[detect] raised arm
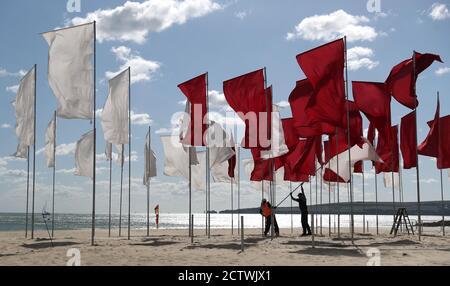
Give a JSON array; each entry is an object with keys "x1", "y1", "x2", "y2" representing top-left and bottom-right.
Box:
[{"x1": 291, "y1": 193, "x2": 299, "y2": 202}]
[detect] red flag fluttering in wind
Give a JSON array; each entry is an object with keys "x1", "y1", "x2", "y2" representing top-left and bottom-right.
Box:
[
  {"x1": 400, "y1": 111, "x2": 417, "y2": 169},
  {"x1": 375, "y1": 125, "x2": 399, "y2": 174},
  {"x1": 288, "y1": 79, "x2": 336, "y2": 137},
  {"x1": 223, "y1": 69, "x2": 271, "y2": 149},
  {"x1": 437, "y1": 116, "x2": 450, "y2": 169},
  {"x1": 386, "y1": 52, "x2": 442, "y2": 109},
  {"x1": 178, "y1": 73, "x2": 207, "y2": 146},
  {"x1": 295, "y1": 38, "x2": 346, "y2": 130},
  {"x1": 249, "y1": 148, "x2": 273, "y2": 181},
  {"x1": 322, "y1": 140, "x2": 346, "y2": 183},
  {"x1": 418, "y1": 98, "x2": 440, "y2": 158},
  {"x1": 227, "y1": 147, "x2": 236, "y2": 178}
]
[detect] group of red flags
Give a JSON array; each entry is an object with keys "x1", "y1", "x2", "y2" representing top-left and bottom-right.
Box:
[{"x1": 177, "y1": 37, "x2": 445, "y2": 186}]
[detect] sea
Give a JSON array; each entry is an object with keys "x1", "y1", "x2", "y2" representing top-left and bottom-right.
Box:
[{"x1": 0, "y1": 213, "x2": 447, "y2": 232}]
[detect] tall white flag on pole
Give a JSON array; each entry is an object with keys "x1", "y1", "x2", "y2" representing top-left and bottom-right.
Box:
[
  {"x1": 143, "y1": 130, "x2": 157, "y2": 185},
  {"x1": 260, "y1": 104, "x2": 289, "y2": 159},
  {"x1": 74, "y1": 130, "x2": 94, "y2": 178},
  {"x1": 13, "y1": 66, "x2": 35, "y2": 158},
  {"x1": 101, "y1": 69, "x2": 130, "y2": 145},
  {"x1": 160, "y1": 135, "x2": 198, "y2": 178},
  {"x1": 44, "y1": 116, "x2": 56, "y2": 167},
  {"x1": 384, "y1": 172, "x2": 400, "y2": 189},
  {"x1": 42, "y1": 23, "x2": 94, "y2": 119}
]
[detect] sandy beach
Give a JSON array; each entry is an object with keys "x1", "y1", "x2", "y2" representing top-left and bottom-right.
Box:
[{"x1": 0, "y1": 227, "x2": 449, "y2": 266}]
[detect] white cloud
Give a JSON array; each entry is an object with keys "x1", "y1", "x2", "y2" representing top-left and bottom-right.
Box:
[
  {"x1": 36, "y1": 142, "x2": 77, "y2": 156},
  {"x1": 275, "y1": 100, "x2": 290, "y2": 109},
  {"x1": 209, "y1": 90, "x2": 227, "y2": 109},
  {"x1": 435, "y1": 67, "x2": 450, "y2": 76},
  {"x1": 0, "y1": 67, "x2": 26, "y2": 78},
  {"x1": 155, "y1": 127, "x2": 173, "y2": 134},
  {"x1": 429, "y1": 3, "x2": 450, "y2": 20},
  {"x1": 1, "y1": 123, "x2": 11, "y2": 129},
  {"x1": 71, "y1": 0, "x2": 222, "y2": 44},
  {"x1": 6, "y1": 85, "x2": 19, "y2": 93},
  {"x1": 235, "y1": 10, "x2": 249, "y2": 20},
  {"x1": 286, "y1": 10, "x2": 378, "y2": 42},
  {"x1": 131, "y1": 111, "x2": 153, "y2": 125},
  {"x1": 347, "y1": 46, "x2": 379, "y2": 71},
  {"x1": 96, "y1": 108, "x2": 152, "y2": 126},
  {"x1": 106, "y1": 46, "x2": 160, "y2": 84}
]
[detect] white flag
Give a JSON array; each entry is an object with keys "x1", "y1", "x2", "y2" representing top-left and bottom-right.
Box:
[
  {"x1": 43, "y1": 23, "x2": 94, "y2": 119},
  {"x1": 327, "y1": 138, "x2": 382, "y2": 183},
  {"x1": 105, "y1": 142, "x2": 112, "y2": 161},
  {"x1": 115, "y1": 144, "x2": 124, "y2": 166},
  {"x1": 101, "y1": 69, "x2": 129, "y2": 145},
  {"x1": 206, "y1": 121, "x2": 235, "y2": 167},
  {"x1": 74, "y1": 130, "x2": 94, "y2": 178},
  {"x1": 211, "y1": 160, "x2": 232, "y2": 183},
  {"x1": 13, "y1": 66, "x2": 35, "y2": 159},
  {"x1": 143, "y1": 131, "x2": 157, "y2": 185},
  {"x1": 260, "y1": 105, "x2": 289, "y2": 159},
  {"x1": 191, "y1": 151, "x2": 206, "y2": 191},
  {"x1": 160, "y1": 135, "x2": 198, "y2": 178},
  {"x1": 44, "y1": 116, "x2": 56, "y2": 167},
  {"x1": 383, "y1": 172, "x2": 399, "y2": 189}
]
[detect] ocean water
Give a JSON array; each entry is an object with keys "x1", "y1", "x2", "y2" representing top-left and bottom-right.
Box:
[{"x1": 0, "y1": 213, "x2": 447, "y2": 232}]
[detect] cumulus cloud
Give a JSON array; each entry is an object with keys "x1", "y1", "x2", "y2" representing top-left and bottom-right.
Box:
[
  {"x1": 347, "y1": 46, "x2": 379, "y2": 71},
  {"x1": 1, "y1": 123, "x2": 11, "y2": 129},
  {"x1": 275, "y1": 101, "x2": 290, "y2": 109},
  {"x1": 105, "y1": 46, "x2": 160, "y2": 84},
  {"x1": 0, "y1": 67, "x2": 26, "y2": 78},
  {"x1": 435, "y1": 67, "x2": 450, "y2": 76},
  {"x1": 96, "y1": 108, "x2": 153, "y2": 126},
  {"x1": 6, "y1": 85, "x2": 19, "y2": 93},
  {"x1": 36, "y1": 142, "x2": 77, "y2": 156},
  {"x1": 235, "y1": 10, "x2": 249, "y2": 20},
  {"x1": 429, "y1": 3, "x2": 450, "y2": 20},
  {"x1": 70, "y1": 0, "x2": 222, "y2": 44},
  {"x1": 286, "y1": 10, "x2": 378, "y2": 42}
]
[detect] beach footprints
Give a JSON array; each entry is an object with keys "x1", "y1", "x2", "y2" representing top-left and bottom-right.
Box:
[
  {"x1": 366, "y1": 248, "x2": 381, "y2": 266},
  {"x1": 66, "y1": 248, "x2": 81, "y2": 266}
]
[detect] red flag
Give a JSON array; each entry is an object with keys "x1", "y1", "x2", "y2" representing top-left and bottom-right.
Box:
[
  {"x1": 418, "y1": 98, "x2": 440, "y2": 158},
  {"x1": 288, "y1": 79, "x2": 336, "y2": 137},
  {"x1": 400, "y1": 111, "x2": 417, "y2": 169},
  {"x1": 375, "y1": 125, "x2": 399, "y2": 174},
  {"x1": 386, "y1": 52, "x2": 442, "y2": 109},
  {"x1": 178, "y1": 73, "x2": 207, "y2": 146},
  {"x1": 227, "y1": 146, "x2": 236, "y2": 178},
  {"x1": 438, "y1": 115, "x2": 450, "y2": 169},
  {"x1": 250, "y1": 148, "x2": 273, "y2": 181},
  {"x1": 354, "y1": 161, "x2": 363, "y2": 173},
  {"x1": 323, "y1": 168, "x2": 346, "y2": 183},
  {"x1": 296, "y1": 39, "x2": 346, "y2": 128},
  {"x1": 223, "y1": 69, "x2": 271, "y2": 149}
]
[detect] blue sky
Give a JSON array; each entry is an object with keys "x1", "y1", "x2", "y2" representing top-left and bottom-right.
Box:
[{"x1": 1, "y1": 0, "x2": 450, "y2": 214}]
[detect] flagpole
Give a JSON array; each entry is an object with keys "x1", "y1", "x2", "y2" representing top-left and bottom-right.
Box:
[
  {"x1": 188, "y1": 145, "x2": 192, "y2": 237},
  {"x1": 437, "y1": 91, "x2": 445, "y2": 236},
  {"x1": 147, "y1": 125, "x2": 151, "y2": 237},
  {"x1": 362, "y1": 168, "x2": 365, "y2": 234},
  {"x1": 261, "y1": 182, "x2": 264, "y2": 236},
  {"x1": 127, "y1": 66, "x2": 131, "y2": 241},
  {"x1": 327, "y1": 141, "x2": 331, "y2": 236},
  {"x1": 320, "y1": 161, "x2": 323, "y2": 236},
  {"x1": 315, "y1": 170, "x2": 318, "y2": 235},
  {"x1": 290, "y1": 182, "x2": 293, "y2": 235},
  {"x1": 412, "y1": 51, "x2": 422, "y2": 240},
  {"x1": 108, "y1": 146, "x2": 112, "y2": 237},
  {"x1": 336, "y1": 128, "x2": 341, "y2": 238},
  {"x1": 235, "y1": 116, "x2": 240, "y2": 235},
  {"x1": 344, "y1": 36, "x2": 354, "y2": 242},
  {"x1": 51, "y1": 111, "x2": 56, "y2": 238},
  {"x1": 206, "y1": 72, "x2": 211, "y2": 239},
  {"x1": 231, "y1": 177, "x2": 234, "y2": 235},
  {"x1": 25, "y1": 146, "x2": 30, "y2": 238},
  {"x1": 31, "y1": 64, "x2": 37, "y2": 240},
  {"x1": 375, "y1": 170, "x2": 379, "y2": 235},
  {"x1": 119, "y1": 145, "x2": 124, "y2": 237},
  {"x1": 90, "y1": 21, "x2": 97, "y2": 246}
]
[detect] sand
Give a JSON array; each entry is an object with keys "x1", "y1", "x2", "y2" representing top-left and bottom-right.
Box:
[{"x1": 0, "y1": 227, "x2": 449, "y2": 266}]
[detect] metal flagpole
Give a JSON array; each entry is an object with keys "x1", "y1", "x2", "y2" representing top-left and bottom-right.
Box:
[
  {"x1": 235, "y1": 115, "x2": 240, "y2": 235},
  {"x1": 231, "y1": 177, "x2": 234, "y2": 235},
  {"x1": 437, "y1": 92, "x2": 445, "y2": 236},
  {"x1": 362, "y1": 169, "x2": 365, "y2": 234},
  {"x1": 31, "y1": 64, "x2": 37, "y2": 240},
  {"x1": 344, "y1": 36, "x2": 354, "y2": 242},
  {"x1": 290, "y1": 182, "x2": 293, "y2": 235},
  {"x1": 315, "y1": 170, "x2": 318, "y2": 235},
  {"x1": 412, "y1": 51, "x2": 422, "y2": 240},
  {"x1": 189, "y1": 145, "x2": 192, "y2": 237},
  {"x1": 127, "y1": 67, "x2": 132, "y2": 240},
  {"x1": 327, "y1": 138, "x2": 331, "y2": 236},
  {"x1": 51, "y1": 111, "x2": 56, "y2": 237},
  {"x1": 119, "y1": 145, "x2": 124, "y2": 237},
  {"x1": 261, "y1": 182, "x2": 264, "y2": 236},
  {"x1": 206, "y1": 72, "x2": 211, "y2": 239},
  {"x1": 108, "y1": 146, "x2": 112, "y2": 237},
  {"x1": 336, "y1": 128, "x2": 341, "y2": 238},
  {"x1": 320, "y1": 161, "x2": 323, "y2": 236},
  {"x1": 375, "y1": 170, "x2": 379, "y2": 235},
  {"x1": 90, "y1": 22, "x2": 97, "y2": 246},
  {"x1": 147, "y1": 126, "x2": 151, "y2": 237},
  {"x1": 25, "y1": 146, "x2": 30, "y2": 238}
]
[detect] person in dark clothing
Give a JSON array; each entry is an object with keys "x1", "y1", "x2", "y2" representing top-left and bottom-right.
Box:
[
  {"x1": 291, "y1": 186, "x2": 311, "y2": 236},
  {"x1": 259, "y1": 199, "x2": 279, "y2": 237}
]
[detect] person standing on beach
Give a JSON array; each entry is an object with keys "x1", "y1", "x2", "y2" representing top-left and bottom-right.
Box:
[
  {"x1": 291, "y1": 186, "x2": 311, "y2": 236},
  {"x1": 259, "y1": 199, "x2": 279, "y2": 237}
]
